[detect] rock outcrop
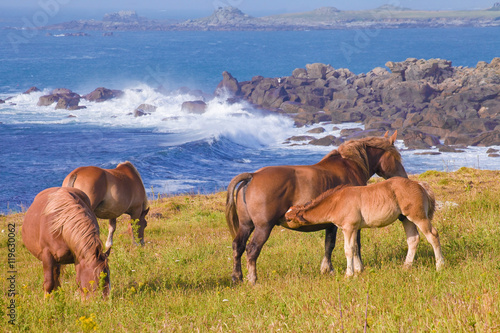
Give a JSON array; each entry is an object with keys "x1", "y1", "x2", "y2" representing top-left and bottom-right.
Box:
[
  {"x1": 37, "y1": 88, "x2": 84, "y2": 110},
  {"x1": 84, "y1": 87, "x2": 123, "y2": 102},
  {"x1": 217, "y1": 58, "x2": 500, "y2": 147}
]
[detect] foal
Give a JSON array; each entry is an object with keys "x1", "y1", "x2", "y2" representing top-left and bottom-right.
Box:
[{"x1": 285, "y1": 177, "x2": 444, "y2": 276}]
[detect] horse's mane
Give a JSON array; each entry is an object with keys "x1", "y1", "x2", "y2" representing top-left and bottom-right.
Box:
[
  {"x1": 320, "y1": 136, "x2": 402, "y2": 179},
  {"x1": 117, "y1": 161, "x2": 149, "y2": 210},
  {"x1": 43, "y1": 189, "x2": 104, "y2": 259}
]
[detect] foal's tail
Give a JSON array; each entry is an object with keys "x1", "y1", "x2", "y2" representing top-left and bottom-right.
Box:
[
  {"x1": 418, "y1": 181, "x2": 436, "y2": 220},
  {"x1": 225, "y1": 173, "x2": 253, "y2": 239}
]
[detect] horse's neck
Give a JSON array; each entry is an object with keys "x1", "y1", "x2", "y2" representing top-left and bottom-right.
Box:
[{"x1": 317, "y1": 155, "x2": 371, "y2": 184}]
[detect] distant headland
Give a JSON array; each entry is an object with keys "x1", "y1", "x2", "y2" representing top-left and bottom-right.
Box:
[{"x1": 12, "y1": 4, "x2": 500, "y2": 31}]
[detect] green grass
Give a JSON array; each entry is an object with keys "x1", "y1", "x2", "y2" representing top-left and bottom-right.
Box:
[{"x1": 1, "y1": 168, "x2": 500, "y2": 332}]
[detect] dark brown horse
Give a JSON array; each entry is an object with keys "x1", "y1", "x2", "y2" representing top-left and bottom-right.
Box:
[
  {"x1": 62, "y1": 161, "x2": 149, "y2": 248},
  {"x1": 226, "y1": 132, "x2": 410, "y2": 284},
  {"x1": 285, "y1": 177, "x2": 444, "y2": 276},
  {"x1": 22, "y1": 187, "x2": 111, "y2": 297}
]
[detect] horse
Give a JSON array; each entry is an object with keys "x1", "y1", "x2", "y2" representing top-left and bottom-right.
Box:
[
  {"x1": 62, "y1": 161, "x2": 149, "y2": 248},
  {"x1": 226, "y1": 131, "x2": 411, "y2": 284},
  {"x1": 285, "y1": 177, "x2": 445, "y2": 276},
  {"x1": 22, "y1": 187, "x2": 111, "y2": 297}
]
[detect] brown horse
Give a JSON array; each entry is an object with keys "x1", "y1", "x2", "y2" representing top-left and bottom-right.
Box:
[
  {"x1": 62, "y1": 161, "x2": 149, "y2": 248},
  {"x1": 22, "y1": 187, "x2": 111, "y2": 297},
  {"x1": 226, "y1": 131, "x2": 410, "y2": 284},
  {"x1": 285, "y1": 177, "x2": 445, "y2": 276}
]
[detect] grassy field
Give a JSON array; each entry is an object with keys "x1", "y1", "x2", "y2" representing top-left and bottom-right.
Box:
[{"x1": 1, "y1": 167, "x2": 499, "y2": 332}]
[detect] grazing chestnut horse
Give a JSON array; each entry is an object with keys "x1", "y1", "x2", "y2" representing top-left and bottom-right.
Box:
[
  {"x1": 285, "y1": 177, "x2": 445, "y2": 276},
  {"x1": 22, "y1": 187, "x2": 111, "y2": 297},
  {"x1": 226, "y1": 132, "x2": 410, "y2": 284},
  {"x1": 62, "y1": 161, "x2": 149, "y2": 248}
]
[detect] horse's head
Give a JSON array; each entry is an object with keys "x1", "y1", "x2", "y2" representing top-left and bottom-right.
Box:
[
  {"x1": 370, "y1": 131, "x2": 408, "y2": 179},
  {"x1": 285, "y1": 206, "x2": 309, "y2": 225},
  {"x1": 76, "y1": 247, "x2": 111, "y2": 298}
]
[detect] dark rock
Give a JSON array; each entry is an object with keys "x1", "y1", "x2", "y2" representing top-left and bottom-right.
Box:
[
  {"x1": 401, "y1": 128, "x2": 440, "y2": 149},
  {"x1": 486, "y1": 148, "x2": 499, "y2": 153},
  {"x1": 286, "y1": 135, "x2": 316, "y2": 142},
  {"x1": 339, "y1": 128, "x2": 364, "y2": 137},
  {"x1": 215, "y1": 71, "x2": 240, "y2": 96},
  {"x1": 307, "y1": 127, "x2": 326, "y2": 134},
  {"x1": 414, "y1": 152, "x2": 441, "y2": 155},
  {"x1": 37, "y1": 88, "x2": 81, "y2": 109},
  {"x1": 0, "y1": 99, "x2": 4, "y2": 104},
  {"x1": 437, "y1": 145, "x2": 465, "y2": 153},
  {"x1": 309, "y1": 135, "x2": 343, "y2": 146},
  {"x1": 55, "y1": 96, "x2": 80, "y2": 110},
  {"x1": 134, "y1": 103, "x2": 157, "y2": 117},
  {"x1": 292, "y1": 68, "x2": 307, "y2": 78},
  {"x1": 488, "y1": 153, "x2": 500, "y2": 157},
  {"x1": 181, "y1": 100, "x2": 207, "y2": 114},
  {"x1": 84, "y1": 87, "x2": 123, "y2": 102},
  {"x1": 23, "y1": 87, "x2": 40, "y2": 94}
]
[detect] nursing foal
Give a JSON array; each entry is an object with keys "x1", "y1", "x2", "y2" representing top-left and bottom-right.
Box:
[{"x1": 285, "y1": 177, "x2": 445, "y2": 276}]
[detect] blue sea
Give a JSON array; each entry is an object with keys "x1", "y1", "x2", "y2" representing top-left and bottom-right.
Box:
[{"x1": 1, "y1": 27, "x2": 500, "y2": 213}]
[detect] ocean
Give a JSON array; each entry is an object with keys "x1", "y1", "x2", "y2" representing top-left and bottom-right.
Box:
[{"x1": 1, "y1": 27, "x2": 499, "y2": 213}]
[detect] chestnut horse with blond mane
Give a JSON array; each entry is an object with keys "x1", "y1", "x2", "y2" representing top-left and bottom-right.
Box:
[
  {"x1": 285, "y1": 177, "x2": 445, "y2": 276},
  {"x1": 22, "y1": 187, "x2": 111, "y2": 297},
  {"x1": 62, "y1": 161, "x2": 149, "y2": 248},
  {"x1": 226, "y1": 132, "x2": 411, "y2": 284}
]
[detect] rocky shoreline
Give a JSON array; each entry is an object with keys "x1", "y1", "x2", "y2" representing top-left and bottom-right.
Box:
[
  {"x1": 215, "y1": 58, "x2": 500, "y2": 151},
  {"x1": 2, "y1": 58, "x2": 499, "y2": 155}
]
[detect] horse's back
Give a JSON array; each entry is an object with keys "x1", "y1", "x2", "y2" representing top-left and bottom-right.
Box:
[{"x1": 22, "y1": 187, "x2": 89, "y2": 262}]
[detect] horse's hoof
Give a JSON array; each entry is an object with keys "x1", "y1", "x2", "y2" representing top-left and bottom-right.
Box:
[{"x1": 231, "y1": 275, "x2": 243, "y2": 284}]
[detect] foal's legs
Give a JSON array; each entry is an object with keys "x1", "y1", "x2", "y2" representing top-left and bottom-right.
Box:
[
  {"x1": 321, "y1": 227, "x2": 362, "y2": 274},
  {"x1": 246, "y1": 224, "x2": 274, "y2": 285},
  {"x1": 342, "y1": 228, "x2": 359, "y2": 277},
  {"x1": 42, "y1": 249, "x2": 60, "y2": 295},
  {"x1": 412, "y1": 218, "x2": 445, "y2": 271},
  {"x1": 401, "y1": 218, "x2": 420, "y2": 268},
  {"x1": 106, "y1": 218, "x2": 117, "y2": 249}
]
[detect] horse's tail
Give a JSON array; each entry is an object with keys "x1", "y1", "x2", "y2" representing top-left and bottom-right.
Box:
[
  {"x1": 225, "y1": 172, "x2": 253, "y2": 239},
  {"x1": 63, "y1": 171, "x2": 78, "y2": 187},
  {"x1": 418, "y1": 181, "x2": 436, "y2": 220}
]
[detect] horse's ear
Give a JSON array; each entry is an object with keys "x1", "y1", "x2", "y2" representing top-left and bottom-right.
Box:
[
  {"x1": 142, "y1": 207, "x2": 150, "y2": 217},
  {"x1": 389, "y1": 130, "x2": 398, "y2": 144},
  {"x1": 384, "y1": 131, "x2": 389, "y2": 138}
]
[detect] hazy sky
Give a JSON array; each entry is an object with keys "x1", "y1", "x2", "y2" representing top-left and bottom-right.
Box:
[{"x1": 1, "y1": 0, "x2": 497, "y2": 19}]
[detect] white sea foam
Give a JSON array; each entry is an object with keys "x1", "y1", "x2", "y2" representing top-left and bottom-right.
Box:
[{"x1": 1, "y1": 84, "x2": 499, "y2": 173}]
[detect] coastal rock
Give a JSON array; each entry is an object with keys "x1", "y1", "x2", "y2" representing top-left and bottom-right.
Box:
[
  {"x1": 134, "y1": 103, "x2": 157, "y2": 117},
  {"x1": 309, "y1": 135, "x2": 343, "y2": 146},
  {"x1": 181, "y1": 100, "x2": 207, "y2": 114},
  {"x1": 23, "y1": 87, "x2": 40, "y2": 94},
  {"x1": 215, "y1": 57, "x2": 500, "y2": 148},
  {"x1": 215, "y1": 71, "x2": 240, "y2": 96},
  {"x1": 84, "y1": 87, "x2": 123, "y2": 102},
  {"x1": 37, "y1": 88, "x2": 82, "y2": 110}
]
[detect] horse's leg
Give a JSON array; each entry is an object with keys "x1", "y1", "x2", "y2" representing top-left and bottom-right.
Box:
[
  {"x1": 41, "y1": 249, "x2": 57, "y2": 295},
  {"x1": 354, "y1": 229, "x2": 363, "y2": 273},
  {"x1": 320, "y1": 225, "x2": 337, "y2": 274},
  {"x1": 401, "y1": 218, "x2": 420, "y2": 269},
  {"x1": 412, "y1": 218, "x2": 445, "y2": 271},
  {"x1": 246, "y1": 224, "x2": 274, "y2": 285},
  {"x1": 232, "y1": 224, "x2": 253, "y2": 283},
  {"x1": 342, "y1": 228, "x2": 357, "y2": 277},
  {"x1": 106, "y1": 218, "x2": 117, "y2": 249}
]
